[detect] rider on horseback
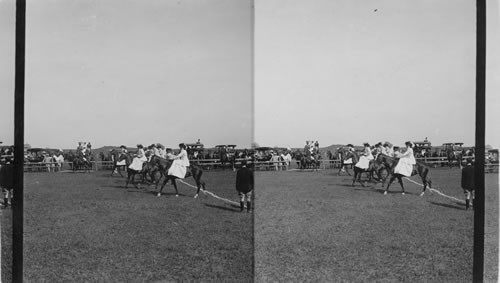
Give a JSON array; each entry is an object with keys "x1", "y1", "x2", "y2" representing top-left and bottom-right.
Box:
[
  {"x1": 382, "y1": 142, "x2": 394, "y2": 157},
  {"x1": 393, "y1": 141, "x2": 416, "y2": 176},
  {"x1": 129, "y1": 144, "x2": 147, "y2": 171},
  {"x1": 355, "y1": 143, "x2": 373, "y2": 169},
  {"x1": 156, "y1": 143, "x2": 166, "y2": 158},
  {"x1": 167, "y1": 143, "x2": 190, "y2": 179},
  {"x1": 115, "y1": 145, "x2": 128, "y2": 165},
  {"x1": 373, "y1": 142, "x2": 383, "y2": 158}
]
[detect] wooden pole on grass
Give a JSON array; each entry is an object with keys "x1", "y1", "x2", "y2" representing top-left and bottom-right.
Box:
[
  {"x1": 13, "y1": 0, "x2": 26, "y2": 281},
  {"x1": 473, "y1": 0, "x2": 486, "y2": 281}
]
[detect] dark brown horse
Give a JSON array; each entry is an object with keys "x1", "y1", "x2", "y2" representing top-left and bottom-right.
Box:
[
  {"x1": 148, "y1": 155, "x2": 206, "y2": 198},
  {"x1": 336, "y1": 147, "x2": 353, "y2": 176},
  {"x1": 376, "y1": 154, "x2": 432, "y2": 196},
  {"x1": 344, "y1": 151, "x2": 381, "y2": 186},
  {"x1": 220, "y1": 151, "x2": 236, "y2": 171},
  {"x1": 124, "y1": 153, "x2": 150, "y2": 189},
  {"x1": 110, "y1": 150, "x2": 129, "y2": 177},
  {"x1": 296, "y1": 151, "x2": 320, "y2": 170},
  {"x1": 446, "y1": 147, "x2": 463, "y2": 169},
  {"x1": 72, "y1": 154, "x2": 92, "y2": 173}
]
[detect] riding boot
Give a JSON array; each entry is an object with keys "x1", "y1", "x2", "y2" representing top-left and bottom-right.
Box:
[
  {"x1": 246, "y1": 201, "x2": 251, "y2": 213},
  {"x1": 465, "y1": 199, "x2": 470, "y2": 210},
  {"x1": 240, "y1": 201, "x2": 244, "y2": 212}
]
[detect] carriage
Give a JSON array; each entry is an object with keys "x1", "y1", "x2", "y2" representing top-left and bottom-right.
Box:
[
  {"x1": 185, "y1": 143, "x2": 204, "y2": 160},
  {"x1": 412, "y1": 141, "x2": 432, "y2": 158},
  {"x1": 253, "y1": 147, "x2": 273, "y2": 162},
  {"x1": 213, "y1": 145, "x2": 236, "y2": 159},
  {"x1": 25, "y1": 148, "x2": 58, "y2": 163},
  {"x1": 442, "y1": 142, "x2": 464, "y2": 153}
]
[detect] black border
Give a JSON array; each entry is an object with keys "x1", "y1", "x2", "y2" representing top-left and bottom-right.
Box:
[
  {"x1": 13, "y1": 0, "x2": 25, "y2": 281},
  {"x1": 473, "y1": 0, "x2": 486, "y2": 282}
]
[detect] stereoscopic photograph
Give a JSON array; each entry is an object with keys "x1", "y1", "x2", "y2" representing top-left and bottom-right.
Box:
[
  {"x1": 254, "y1": 0, "x2": 498, "y2": 282},
  {"x1": 1, "y1": 0, "x2": 499, "y2": 282},
  {"x1": 2, "y1": 0, "x2": 253, "y2": 281}
]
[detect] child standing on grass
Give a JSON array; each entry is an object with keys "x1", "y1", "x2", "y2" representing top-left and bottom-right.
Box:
[
  {"x1": 461, "y1": 158, "x2": 475, "y2": 210},
  {"x1": 236, "y1": 160, "x2": 253, "y2": 213}
]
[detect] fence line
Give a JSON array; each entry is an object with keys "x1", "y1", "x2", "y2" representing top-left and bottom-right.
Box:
[{"x1": 21, "y1": 158, "x2": 498, "y2": 173}]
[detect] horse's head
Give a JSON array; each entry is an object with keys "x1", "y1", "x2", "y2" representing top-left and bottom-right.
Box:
[{"x1": 344, "y1": 150, "x2": 355, "y2": 160}]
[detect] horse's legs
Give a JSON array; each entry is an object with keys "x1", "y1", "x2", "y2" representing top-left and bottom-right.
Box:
[
  {"x1": 337, "y1": 164, "x2": 343, "y2": 176},
  {"x1": 351, "y1": 171, "x2": 357, "y2": 186},
  {"x1": 384, "y1": 175, "x2": 397, "y2": 195},
  {"x1": 125, "y1": 170, "x2": 131, "y2": 188}
]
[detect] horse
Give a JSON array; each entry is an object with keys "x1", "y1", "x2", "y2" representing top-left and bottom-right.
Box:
[
  {"x1": 294, "y1": 151, "x2": 320, "y2": 170},
  {"x1": 148, "y1": 155, "x2": 206, "y2": 198},
  {"x1": 124, "y1": 153, "x2": 151, "y2": 189},
  {"x1": 109, "y1": 150, "x2": 129, "y2": 177},
  {"x1": 336, "y1": 147, "x2": 353, "y2": 176},
  {"x1": 220, "y1": 151, "x2": 236, "y2": 171},
  {"x1": 446, "y1": 147, "x2": 463, "y2": 169},
  {"x1": 376, "y1": 154, "x2": 432, "y2": 196},
  {"x1": 72, "y1": 155, "x2": 92, "y2": 173},
  {"x1": 343, "y1": 151, "x2": 381, "y2": 187}
]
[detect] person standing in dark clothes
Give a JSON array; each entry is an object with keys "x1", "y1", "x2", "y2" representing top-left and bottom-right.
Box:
[
  {"x1": 236, "y1": 160, "x2": 254, "y2": 212},
  {"x1": 461, "y1": 159, "x2": 475, "y2": 210}
]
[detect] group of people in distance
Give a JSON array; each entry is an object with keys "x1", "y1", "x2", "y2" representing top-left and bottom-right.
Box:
[
  {"x1": 304, "y1": 140, "x2": 320, "y2": 157},
  {"x1": 76, "y1": 142, "x2": 92, "y2": 161}
]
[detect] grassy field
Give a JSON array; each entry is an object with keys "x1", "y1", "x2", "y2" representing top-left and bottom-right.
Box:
[
  {"x1": 3, "y1": 170, "x2": 253, "y2": 282},
  {"x1": 0, "y1": 168, "x2": 497, "y2": 281},
  {"x1": 255, "y1": 168, "x2": 498, "y2": 282}
]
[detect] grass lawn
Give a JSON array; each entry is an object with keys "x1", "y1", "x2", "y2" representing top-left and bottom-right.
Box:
[
  {"x1": 255, "y1": 168, "x2": 498, "y2": 282},
  {"x1": 3, "y1": 170, "x2": 253, "y2": 282}
]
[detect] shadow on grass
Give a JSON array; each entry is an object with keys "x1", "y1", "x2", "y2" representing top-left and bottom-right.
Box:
[
  {"x1": 353, "y1": 187, "x2": 388, "y2": 194},
  {"x1": 204, "y1": 203, "x2": 241, "y2": 212},
  {"x1": 430, "y1": 201, "x2": 464, "y2": 210}
]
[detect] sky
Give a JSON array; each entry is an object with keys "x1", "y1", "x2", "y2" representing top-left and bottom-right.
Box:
[
  {"x1": 1, "y1": 0, "x2": 499, "y2": 150},
  {"x1": 255, "y1": 0, "x2": 499, "y2": 149},
  {"x1": 1, "y1": 0, "x2": 253, "y2": 149}
]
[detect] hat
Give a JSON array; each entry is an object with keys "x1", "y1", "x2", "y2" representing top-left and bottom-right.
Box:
[
  {"x1": 120, "y1": 145, "x2": 127, "y2": 149},
  {"x1": 363, "y1": 143, "x2": 370, "y2": 147},
  {"x1": 383, "y1": 142, "x2": 392, "y2": 147},
  {"x1": 347, "y1": 144, "x2": 353, "y2": 147},
  {"x1": 137, "y1": 144, "x2": 143, "y2": 148}
]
